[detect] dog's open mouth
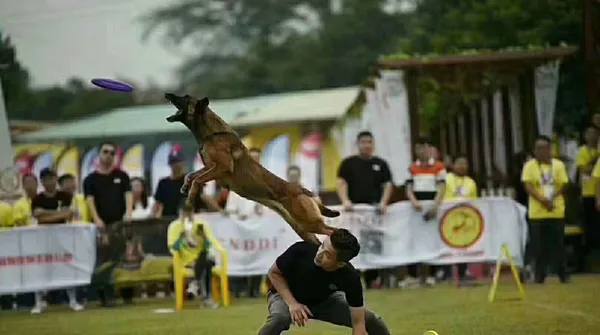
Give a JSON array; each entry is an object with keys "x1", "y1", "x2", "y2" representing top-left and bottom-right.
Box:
[{"x1": 165, "y1": 93, "x2": 186, "y2": 122}]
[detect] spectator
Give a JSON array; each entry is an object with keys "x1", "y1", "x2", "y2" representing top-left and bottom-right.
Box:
[
  {"x1": 30, "y1": 168, "x2": 84, "y2": 314},
  {"x1": 522, "y1": 135, "x2": 569, "y2": 284},
  {"x1": 336, "y1": 131, "x2": 393, "y2": 288},
  {"x1": 167, "y1": 201, "x2": 218, "y2": 308},
  {"x1": 83, "y1": 141, "x2": 134, "y2": 307},
  {"x1": 131, "y1": 177, "x2": 154, "y2": 220},
  {"x1": 12, "y1": 173, "x2": 38, "y2": 227},
  {"x1": 444, "y1": 156, "x2": 478, "y2": 283},
  {"x1": 576, "y1": 126, "x2": 599, "y2": 262},
  {"x1": 590, "y1": 159, "x2": 600, "y2": 253},
  {"x1": 287, "y1": 165, "x2": 302, "y2": 186},
  {"x1": 226, "y1": 147, "x2": 264, "y2": 298},
  {"x1": 404, "y1": 137, "x2": 446, "y2": 288},
  {"x1": 153, "y1": 149, "x2": 222, "y2": 218},
  {"x1": 58, "y1": 173, "x2": 90, "y2": 223}
]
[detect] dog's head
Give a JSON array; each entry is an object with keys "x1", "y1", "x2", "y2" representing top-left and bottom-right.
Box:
[{"x1": 165, "y1": 93, "x2": 235, "y2": 138}]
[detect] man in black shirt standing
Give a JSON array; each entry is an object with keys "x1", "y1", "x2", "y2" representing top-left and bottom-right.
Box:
[
  {"x1": 258, "y1": 229, "x2": 390, "y2": 335},
  {"x1": 30, "y1": 168, "x2": 84, "y2": 314},
  {"x1": 336, "y1": 131, "x2": 393, "y2": 288},
  {"x1": 153, "y1": 149, "x2": 222, "y2": 218},
  {"x1": 83, "y1": 141, "x2": 133, "y2": 307}
]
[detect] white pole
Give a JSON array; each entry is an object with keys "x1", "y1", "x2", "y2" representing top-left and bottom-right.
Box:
[{"x1": 0, "y1": 76, "x2": 15, "y2": 169}]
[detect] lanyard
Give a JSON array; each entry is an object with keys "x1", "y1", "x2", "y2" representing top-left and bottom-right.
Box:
[{"x1": 536, "y1": 160, "x2": 553, "y2": 184}]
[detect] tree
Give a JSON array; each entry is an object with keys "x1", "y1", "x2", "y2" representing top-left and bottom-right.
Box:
[
  {"x1": 142, "y1": 0, "x2": 406, "y2": 97},
  {"x1": 0, "y1": 31, "x2": 32, "y2": 119}
]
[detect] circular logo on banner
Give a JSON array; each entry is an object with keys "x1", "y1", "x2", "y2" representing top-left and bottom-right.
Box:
[{"x1": 439, "y1": 204, "x2": 484, "y2": 249}]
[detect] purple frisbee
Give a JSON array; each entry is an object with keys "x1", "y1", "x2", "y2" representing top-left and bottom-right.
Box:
[{"x1": 91, "y1": 78, "x2": 134, "y2": 92}]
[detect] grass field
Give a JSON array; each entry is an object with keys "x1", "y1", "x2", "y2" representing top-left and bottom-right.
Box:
[{"x1": 1, "y1": 276, "x2": 599, "y2": 335}]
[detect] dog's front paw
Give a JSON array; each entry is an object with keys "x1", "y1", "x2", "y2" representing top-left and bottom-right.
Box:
[{"x1": 180, "y1": 185, "x2": 189, "y2": 196}]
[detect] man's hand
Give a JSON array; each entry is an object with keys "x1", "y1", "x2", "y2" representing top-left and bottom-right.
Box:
[
  {"x1": 376, "y1": 203, "x2": 387, "y2": 215},
  {"x1": 123, "y1": 212, "x2": 132, "y2": 223},
  {"x1": 94, "y1": 217, "x2": 105, "y2": 229},
  {"x1": 289, "y1": 302, "x2": 312, "y2": 327},
  {"x1": 542, "y1": 198, "x2": 555, "y2": 211},
  {"x1": 342, "y1": 200, "x2": 353, "y2": 212},
  {"x1": 412, "y1": 201, "x2": 423, "y2": 212},
  {"x1": 423, "y1": 207, "x2": 438, "y2": 221}
]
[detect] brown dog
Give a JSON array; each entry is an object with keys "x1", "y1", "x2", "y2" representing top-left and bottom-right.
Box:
[{"x1": 164, "y1": 93, "x2": 339, "y2": 245}]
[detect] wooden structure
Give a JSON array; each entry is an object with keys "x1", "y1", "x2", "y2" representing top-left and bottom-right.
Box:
[{"x1": 378, "y1": 47, "x2": 578, "y2": 187}]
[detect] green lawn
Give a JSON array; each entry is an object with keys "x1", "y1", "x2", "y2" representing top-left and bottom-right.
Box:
[{"x1": 1, "y1": 276, "x2": 599, "y2": 335}]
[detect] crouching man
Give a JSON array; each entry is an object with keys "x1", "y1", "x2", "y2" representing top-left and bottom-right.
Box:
[
  {"x1": 257, "y1": 229, "x2": 391, "y2": 335},
  {"x1": 167, "y1": 202, "x2": 218, "y2": 308}
]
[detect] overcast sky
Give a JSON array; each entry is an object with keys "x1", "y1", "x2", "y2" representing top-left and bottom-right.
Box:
[{"x1": 0, "y1": 0, "x2": 184, "y2": 88}]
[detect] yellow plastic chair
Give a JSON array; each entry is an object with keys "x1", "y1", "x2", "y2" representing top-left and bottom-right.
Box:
[{"x1": 174, "y1": 223, "x2": 230, "y2": 310}]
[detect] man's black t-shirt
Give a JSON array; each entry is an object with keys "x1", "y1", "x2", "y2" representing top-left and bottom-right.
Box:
[
  {"x1": 274, "y1": 242, "x2": 363, "y2": 308},
  {"x1": 31, "y1": 191, "x2": 72, "y2": 224},
  {"x1": 337, "y1": 155, "x2": 392, "y2": 204},
  {"x1": 154, "y1": 176, "x2": 208, "y2": 217},
  {"x1": 83, "y1": 169, "x2": 131, "y2": 223}
]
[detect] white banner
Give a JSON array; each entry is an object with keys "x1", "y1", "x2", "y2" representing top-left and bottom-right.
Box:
[
  {"x1": 0, "y1": 224, "x2": 97, "y2": 294},
  {"x1": 198, "y1": 198, "x2": 527, "y2": 276},
  {"x1": 534, "y1": 61, "x2": 561, "y2": 136}
]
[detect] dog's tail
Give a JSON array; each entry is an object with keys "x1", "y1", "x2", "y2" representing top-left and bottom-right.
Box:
[
  {"x1": 318, "y1": 203, "x2": 340, "y2": 218},
  {"x1": 301, "y1": 188, "x2": 340, "y2": 218}
]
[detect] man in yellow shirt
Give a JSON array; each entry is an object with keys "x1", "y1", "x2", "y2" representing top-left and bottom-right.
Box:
[
  {"x1": 12, "y1": 174, "x2": 38, "y2": 227},
  {"x1": 521, "y1": 135, "x2": 569, "y2": 284},
  {"x1": 576, "y1": 126, "x2": 599, "y2": 266},
  {"x1": 167, "y1": 203, "x2": 218, "y2": 308},
  {"x1": 590, "y1": 159, "x2": 600, "y2": 255},
  {"x1": 444, "y1": 156, "x2": 478, "y2": 284}
]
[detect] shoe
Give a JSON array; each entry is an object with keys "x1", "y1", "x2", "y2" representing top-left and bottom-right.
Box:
[
  {"x1": 69, "y1": 302, "x2": 84, "y2": 312},
  {"x1": 30, "y1": 305, "x2": 43, "y2": 315},
  {"x1": 203, "y1": 298, "x2": 219, "y2": 309}
]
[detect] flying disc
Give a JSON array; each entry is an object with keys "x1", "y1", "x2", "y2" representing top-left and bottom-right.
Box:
[
  {"x1": 91, "y1": 78, "x2": 134, "y2": 92},
  {"x1": 422, "y1": 331, "x2": 439, "y2": 335}
]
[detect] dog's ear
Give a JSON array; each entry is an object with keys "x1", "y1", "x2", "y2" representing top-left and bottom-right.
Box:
[{"x1": 200, "y1": 97, "x2": 209, "y2": 108}]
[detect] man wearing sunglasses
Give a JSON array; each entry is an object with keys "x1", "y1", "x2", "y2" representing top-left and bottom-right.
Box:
[{"x1": 83, "y1": 141, "x2": 134, "y2": 307}]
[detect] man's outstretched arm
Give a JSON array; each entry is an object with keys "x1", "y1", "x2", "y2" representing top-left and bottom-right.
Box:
[
  {"x1": 267, "y1": 263, "x2": 298, "y2": 306},
  {"x1": 350, "y1": 307, "x2": 367, "y2": 335}
]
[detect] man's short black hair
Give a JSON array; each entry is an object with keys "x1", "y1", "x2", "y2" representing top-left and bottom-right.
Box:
[
  {"x1": 287, "y1": 165, "x2": 300, "y2": 173},
  {"x1": 330, "y1": 228, "x2": 360, "y2": 263},
  {"x1": 98, "y1": 141, "x2": 116, "y2": 150},
  {"x1": 249, "y1": 147, "x2": 262, "y2": 154},
  {"x1": 357, "y1": 131, "x2": 373, "y2": 141},
  {"x1": 536, "y1": 135, "x2": 552, "y2": 144},
  {"x1": 58, "y1": 173, "x2": 75, "y2": 185}
]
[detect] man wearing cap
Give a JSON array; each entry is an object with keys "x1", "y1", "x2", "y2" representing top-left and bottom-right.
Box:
[
  {"x1": 30, "y1": 167, "x2": 84, "y2": 314},
  {"x1": 153, "y1": 148, "x2": 223, "y2": 219}
]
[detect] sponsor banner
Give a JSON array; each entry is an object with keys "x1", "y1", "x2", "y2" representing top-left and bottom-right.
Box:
[
  {"x1": 57, "y1": 147, "x2": 80, "y2": 187},
  {"x1": 198, "y1": 198, "x2": 528, "y2": 275},
  {"x1": 80, "y1": 147, "x2": 98, "y2": 187},
  {"x1": 122, "y1": 144, "x2": 145, "y2": 179},
  {"x1": 0, "y1": 225, "x2": 97, "y2": 294},
  {"x1": 151, "y1": 142, "x2": 173, "y2": 194},
  {"x1": 261, "y1": 135, "x2": 290, "y2": 181}
]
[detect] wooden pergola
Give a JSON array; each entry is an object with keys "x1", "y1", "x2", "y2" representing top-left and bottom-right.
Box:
[{"x1": 377, "y1": 46, "x2": 578, "y2": 186}]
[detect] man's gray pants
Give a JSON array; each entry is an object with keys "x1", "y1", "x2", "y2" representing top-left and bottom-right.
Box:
[{"x1": 257, "y1": 291, "x2": 391, "y2": 334}]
